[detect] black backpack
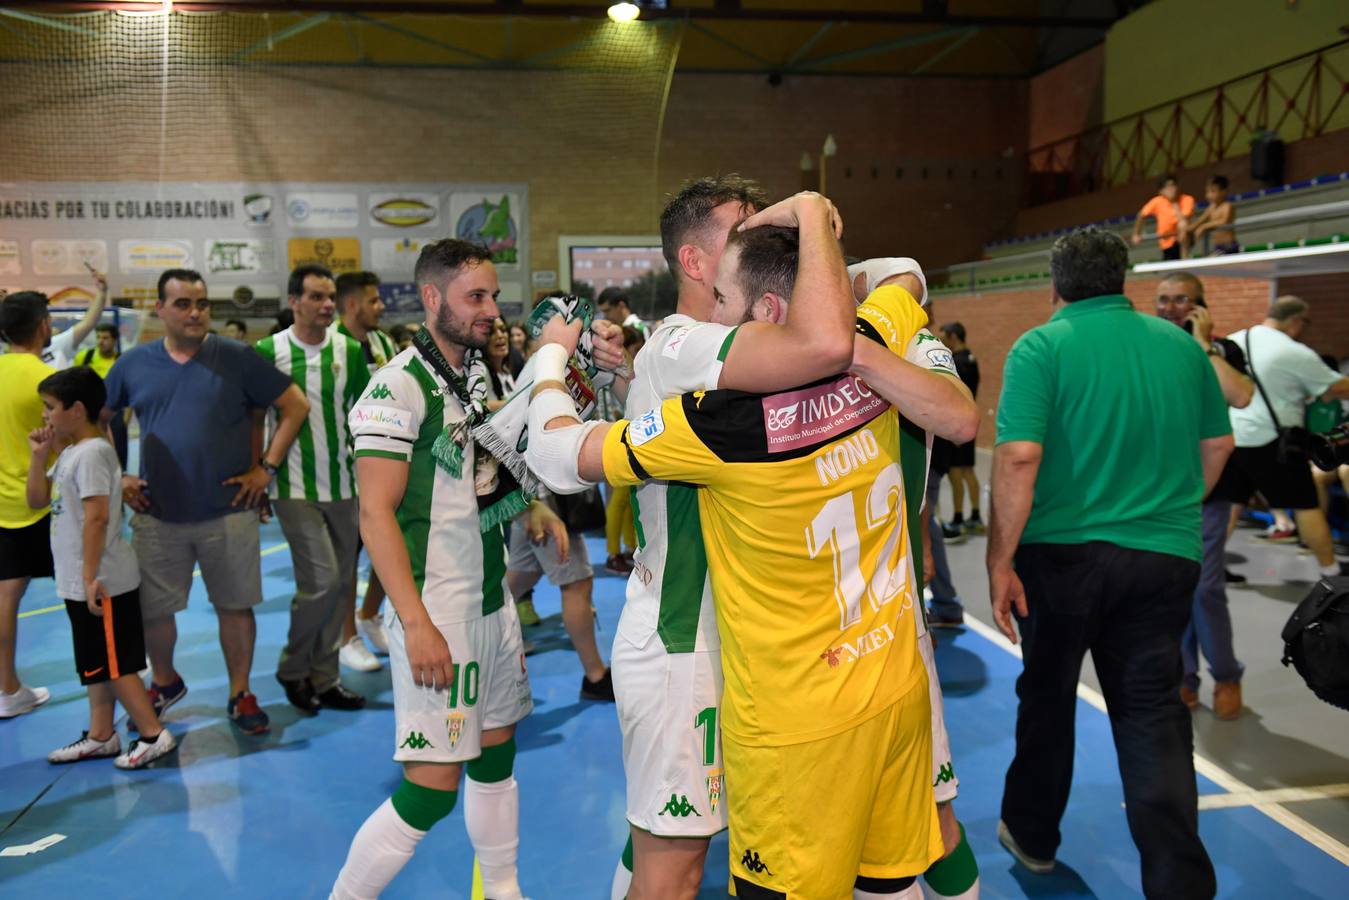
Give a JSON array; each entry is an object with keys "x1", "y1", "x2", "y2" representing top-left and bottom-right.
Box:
[{"x1": 1281, "y1": 577, "x2": 1349, "y2": 711}]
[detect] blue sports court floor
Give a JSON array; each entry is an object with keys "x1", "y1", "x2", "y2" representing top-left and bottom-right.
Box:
[{"x1": 2, "y1": 522, "x2": 1347, "y2": 898}]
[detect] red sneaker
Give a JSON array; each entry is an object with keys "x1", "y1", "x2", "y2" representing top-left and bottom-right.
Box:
[{"x1": 227, "y1": 691, "x2": 270, "y2": 735}]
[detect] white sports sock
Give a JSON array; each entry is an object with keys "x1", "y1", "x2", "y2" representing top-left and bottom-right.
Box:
[
  {"x1": 465, "y1": 776, "x2": 522, "y2": 900},
  {"x1": 611, "y1": 859, "x2": 632, "y2": 900},
  {"x1": 855, "y1": 880, "x2": 923, "y2": 900},
  {"x1": 331, "y1": 799, "x2": 427, "y2": 900},
  {"x1": 922, "y1": 878, "x2": 979, "y2": 900}
]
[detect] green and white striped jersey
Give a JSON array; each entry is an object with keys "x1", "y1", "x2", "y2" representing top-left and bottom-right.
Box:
[
  {"x1": 348, "y1": 347, "x2": 506, "y2": 625},
  {"x1": 255, "y1": 327, "x2": 371, "y2": 503},
  {"x1": 335, "y1": 321, "x2": 399, "y2": 371}
]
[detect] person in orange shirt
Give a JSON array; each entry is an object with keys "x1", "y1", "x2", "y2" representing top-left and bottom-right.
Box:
[{"x1": 1132, "y1": 173, "x2": 1196, "y2": 260}]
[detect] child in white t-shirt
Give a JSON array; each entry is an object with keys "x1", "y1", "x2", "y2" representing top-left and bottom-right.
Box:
[{"x1": 26, "y1": 367, "x2": 175, "y2": 769}]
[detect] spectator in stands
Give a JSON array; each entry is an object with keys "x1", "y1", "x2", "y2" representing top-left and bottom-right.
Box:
[
  {"x1": 1131, "y1": 173, "x2": 1196, "y2": 260},
  {"x1": 1217, "y1": 296, "x2": 1349, "y2": 581},
  {"x1": 257, "y1": 265, "x2": 369, "y2": 714},
  {"x1": 596, "y1": 286, "x2": 649, "y2": 339},
  {"x1": 224, "y1": 319, "x2": 247, "y2": 342},
  {"x1": 79, "y1": 324, "x2": 128, "y2": 466},
  {"x1": 1189, "y1": 175, "x2": 1238, "y2": 255},
  {"x1": 333, "y1": 271, "x2": 398, "y2": 673},
  {"x1": 0, "y1": 292, "x2": 57, "y2": 718},
  {"x1": 1154, "y1": 272, "x2": 1254, "y2": 720},
  {"x1": 939, "y1": 321, "x2": 983, "y2": 535},
  {"x1": 989, "y1": 226, "x2": 1225, "y2": 896},
  {"x1": 484, "y1": 318, "x2": 516, "y2": 413},
  {"x1": 102, "y1": 268, "x2": 310, "y2": 736},
  {"x1": 508, "y1": 321, "x2": 531, "y2": 375}
]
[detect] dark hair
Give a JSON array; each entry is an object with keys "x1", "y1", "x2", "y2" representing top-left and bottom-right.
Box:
[
  {"x1": 94, "y1": 323, "x2": 118, "y2": 338},
  {"x1": 38, "y1": 366, "x2": 105, "y2": 422},
  {"x1": 414, "y1": 239, "x2": 493, "y2": 291},
  {"x1": 1049, "y1": 226, "x2": 1128, "y2": 302},
  {"x1": 940, "y1": 321, "x2": 966, "y2": 343},
  {"x1": 389, "y1": 323, "x2": 410, "y2": 343},
  {"x1": 0, "y1": 291, "x2": 50, "y2": 345},
  {"x1": 288, "y1": 264, "x2": 335, "y2": 298},
  {"x1": 224, "y1": 318, "x2": 246, "y2": 334},
  {"x1": 336, "y1": 270, "x2": 380, "y2": 304},
  {"x1": 157, "y1": 268, "x2": 205, "y2": 303},
  {"x1": 1158, "y1": 173, "x2": 1178, "y2": 188},
  {"x1": 621, "y1": 325, "x2": 645, "y2": 350},
  {"x1": 1268, "y1": 295, "x2": 1309, "y2": 322},
  {"x1": 725, "y1": 225, "x2": 799, "y2": 303},
  {"x1": 274, "y1": 309, "x2": 294, "y2": 334},
  {"x1": 1208, "y1": 174, "x2": 1229, "y2": 190},
  {"x1": 660, "y1": 175, "x2": 770, "y2": 280},
  {"x1": 596, "y1": 286, "x2": 631, "y2": 311}
]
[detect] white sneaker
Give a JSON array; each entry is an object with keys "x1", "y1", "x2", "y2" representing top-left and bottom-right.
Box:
[
  {"x1": 48, "y1": 730, "x2": 121, "y2": 764},
  {"x1": 355, "y1": 614, "x2": 390, "y2": 655},
  {"x1": 339, "y1": 635, "x2": 382, "y2": 672},
  {"x1": 0, "y1": 684, "x2": 50, "y2": 718},
  {"x1": 115, "y1": 728, "x2": 177, "y2": 769}
]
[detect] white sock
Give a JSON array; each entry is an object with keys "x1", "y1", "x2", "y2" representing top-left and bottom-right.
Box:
[
  {"x1": 856, "y1": 880, "x2": 923, "y2": 899},
  {"x1": 611, "y1": 859, "x2": 632, "y2": 900},
  {"x1": 331, "y1": 799, "x2": 428, "y2": 900},
  {"x1": 922, "y1": 878, "x2": 979, "y2": 900},
  {"x1": 1320, "y1": 562, "x2": 1340, "y2": 577},
  {"x1": 465, "y1": 776, "x2": 522, "y2": 900}
]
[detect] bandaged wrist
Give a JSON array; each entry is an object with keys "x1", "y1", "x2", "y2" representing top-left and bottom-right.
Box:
[
  {"x1": 528, "y1": 382, "x2": 582, "y2": 426},
  {"x1": 532, "y1": 342, "x2": 571, "y2": 385},
  {"x1": 848, "y1": 257, "x2": 928, "y2": 307}
]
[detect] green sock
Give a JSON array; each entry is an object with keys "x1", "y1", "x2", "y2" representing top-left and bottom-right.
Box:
[
  {"x1": 924, "y1": 823, "x2": 979, "y2": 897},
  {"x1": 390, "y1": 777, "x2": 458, "y2": 832},
  {"x1": 466, "y1": 737, "x2": 517, "y2": 783}
]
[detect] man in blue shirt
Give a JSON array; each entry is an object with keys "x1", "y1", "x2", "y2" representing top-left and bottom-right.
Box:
[{"x1": 102, "y1": 269, "x2": 309, "y2": 735}]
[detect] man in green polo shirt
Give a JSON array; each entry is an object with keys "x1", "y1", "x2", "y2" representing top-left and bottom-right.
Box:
[{"x1": 986, "y1": 226, "x2": 1230, "y2": 900}]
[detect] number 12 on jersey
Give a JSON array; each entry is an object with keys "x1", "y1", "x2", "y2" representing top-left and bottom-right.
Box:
[{"x1": 805, "y1": 462, "x2": 907, "y2": 632}]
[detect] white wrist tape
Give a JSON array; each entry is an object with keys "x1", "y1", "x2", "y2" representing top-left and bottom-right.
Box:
[
  {"x1": 526, "y1": 394, "x2": 603, "y2": 494},
  {"x1": 847, "y1": 257, "x2": 928, "y2": 307},
  {"x1": 532, "y1": 342, "x2": 571, "y2": 385}
]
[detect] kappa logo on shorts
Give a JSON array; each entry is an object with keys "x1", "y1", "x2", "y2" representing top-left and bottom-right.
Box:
[
  {"x1": 446, "y1": 712, "x2": 466, "y2": 750},
  {"x1": 658, "y1": 793, "x2": 701, "y2": 818},
  {"x1": 740, "y1": 849, "x2": 773, "y2": 876},
  {"x1": 400, "y1": 731, "x2": 433, "y2": 750}
]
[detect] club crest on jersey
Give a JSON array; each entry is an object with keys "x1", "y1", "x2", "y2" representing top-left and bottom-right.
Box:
[
  {"x1": 706, "y1": 770, "x2": 724, "y2": 815},
  {"x1": 820, "y1": 623, "x2": 896, "y2": 668},
  {"x1": 630, "y1": 407, "x2": 665, "y2": 446},
  {"x1": 446, "y1": 711, "x2": 466, "y2": 750}
]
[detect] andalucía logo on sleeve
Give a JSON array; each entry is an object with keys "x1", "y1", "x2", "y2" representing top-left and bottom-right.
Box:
[
  {"x1": 446, "y1": 711, "x2": 466, "y2": 750},
  {"x1": 706, "y1": 769, "x2": 724, "y2": 815}
]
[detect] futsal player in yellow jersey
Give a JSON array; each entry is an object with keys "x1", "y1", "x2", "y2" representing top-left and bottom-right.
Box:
[{"x1": 526, "y1": 215, "x2": 978, "y2": 898}]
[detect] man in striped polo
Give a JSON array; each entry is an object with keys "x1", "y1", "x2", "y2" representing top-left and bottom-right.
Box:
[{"x1": 256, "y1": 264, "x2": 371, "y2": 713}]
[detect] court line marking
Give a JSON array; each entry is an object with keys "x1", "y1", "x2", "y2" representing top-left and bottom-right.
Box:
[
  {"x1": 1197, "y1": 784, "x2": 1349, "y2": 810},
  {"x1": 958, "y1": 613, "x2": 1349, "y2": 867},
  {"x1": 16, "y1": 542, "x2": 291, "y2": 620}
]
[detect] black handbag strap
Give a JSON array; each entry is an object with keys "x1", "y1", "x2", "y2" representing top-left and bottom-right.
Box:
[{"x1": 1244, "y1": 328, "x2": 1287, "y2": 433}]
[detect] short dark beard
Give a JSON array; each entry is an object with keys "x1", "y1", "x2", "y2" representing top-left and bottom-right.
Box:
[{"x1": 433, "y1": 301, "x2": 488, "y2": 351}]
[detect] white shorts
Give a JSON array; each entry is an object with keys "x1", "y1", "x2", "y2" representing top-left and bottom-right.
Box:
[
  {"x1": 918, "y1": 626, "x2": 958, "y2": 803},
  {"x1": 387, "y1": 603, "x2": 533, "y2": 764},
  {"x1": 613, "y1": 635, "x2": 727, "y2": 838}
]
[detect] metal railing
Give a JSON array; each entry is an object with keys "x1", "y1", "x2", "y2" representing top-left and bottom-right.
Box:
[{"x1": 1023, "y1": 40, "x2": 1349, "y2": 206}]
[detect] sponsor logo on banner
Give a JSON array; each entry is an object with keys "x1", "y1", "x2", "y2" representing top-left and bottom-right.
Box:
[
  {"x1": 761, "y1": 373, "x2": 889, "y2": 454},
  {"x1": 31, "y1": 239, "x2": 107, "y2": 276},
  {"x1": 205, "y1": 238, "x2": 273, "y2": 274},
  {"x1": 43, "y1": 285, "x2": 97, "y2": 307},
  {"x1": 450, "y1": 192, "x2": 520, "y2": 266},
  {"x1": 286, "y1": 192, "x2": 359, "y2": 229},
  {"x1": 446, "y1": 712, "x2": 466, "y2": 751},
  {"x1": 286, "y1": 237, "x2": 361, "y2": 274},
  {"x1": 369, "y1": 193, "x2": 438, "y2": 228},
  {"x1": 242, "y1": 193, "x2": 273, "y2": 226},
  {"x1": 119, "y1": 239, "x2": 193, "y2": 272},
  {"x1": 0, "y1": 240, "x2": 18, "y2": 275},
  {"x1": 377, "y1": 281, "x2": 422, "y2": 316},
  {"x1": 370, "y1": 238, "x2": 429, "y2": 274}
]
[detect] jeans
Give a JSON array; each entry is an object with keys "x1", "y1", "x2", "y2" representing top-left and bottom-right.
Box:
[
  {"x1": 926, "y1": 469, "x2": 964, "y2": 619},
  {"x1": 1001, "y1": 541, "x2": 1215, "y2": 900},
  {"x1": 1181, "y1": 500, "x2": 1244, "y2": 690}
]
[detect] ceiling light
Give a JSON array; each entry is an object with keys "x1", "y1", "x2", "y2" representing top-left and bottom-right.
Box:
[{"x1": 608, "y1": 3, "x2": 641, "y2": 23}]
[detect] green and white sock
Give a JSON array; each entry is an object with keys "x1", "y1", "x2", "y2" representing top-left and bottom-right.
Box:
[
  {"x1": 922, "y1": 824, "x2": 979, "y2": 899},
  {"x1": 611, "y1": 834, "x2": 634, "y2": 899}
]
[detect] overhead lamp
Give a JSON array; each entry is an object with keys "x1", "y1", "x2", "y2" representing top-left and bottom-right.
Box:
[{"x1": 607, "y1": 2, "x2": 641, "y2": 22}]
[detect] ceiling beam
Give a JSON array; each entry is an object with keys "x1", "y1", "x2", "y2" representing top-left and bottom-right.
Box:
[{"x1": 4, "y1": 2, "x2": 1121, "y2": 29}]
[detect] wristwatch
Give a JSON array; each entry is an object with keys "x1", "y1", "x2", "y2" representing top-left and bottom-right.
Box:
[
  {"x1": 259, "y1": 458, "x2": 279, "y2": 478},
  {"x1": 1206, "y1": 345, "x2": 1224, "y2": 358}
]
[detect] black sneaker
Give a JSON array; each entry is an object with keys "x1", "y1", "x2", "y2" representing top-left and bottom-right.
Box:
[
  {"x1": 276, "y1": 674, "x2": 319, "y2": 715},
  {"x1": 580, "y1": 668, "x2": 615, "y2": 702},
  {"x1": 316, "y1": 684, "x2": 366, "y2": 711},
  {"x1": 927, "y1": 609, "x2": 965, "y2": 629},
  {"x1": 132, "y1": 676, "x2": 187, "y2": 732},
  {"x1": 1224, "y1": 568, "x2": 1247, "y2": 584},
  {"x1": 940, "y1": 522, "x2": 967, "y2": 544}
]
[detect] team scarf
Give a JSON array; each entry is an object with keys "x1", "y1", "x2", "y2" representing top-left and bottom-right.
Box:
[{"x1": 412, "y1": 295, "x2": 603, "y2": 531}]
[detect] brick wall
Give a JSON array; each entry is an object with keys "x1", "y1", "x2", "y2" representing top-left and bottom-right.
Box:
[{"x1": 1027, "y1": 45, "x2": 1104, "y2": 150}]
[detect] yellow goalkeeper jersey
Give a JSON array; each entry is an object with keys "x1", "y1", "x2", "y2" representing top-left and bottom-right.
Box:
[{"x1": 601, "y1": 285, "x2": 930, "y2": 746}]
